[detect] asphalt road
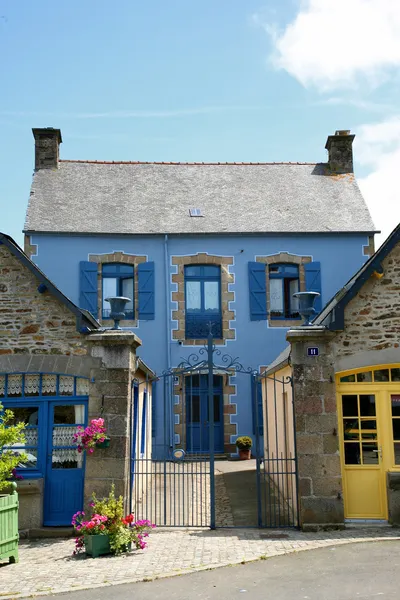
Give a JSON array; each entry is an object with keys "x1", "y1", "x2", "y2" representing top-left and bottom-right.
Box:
[{"x1": 56, "y1": 541, "x2": 400, "y2": 600}]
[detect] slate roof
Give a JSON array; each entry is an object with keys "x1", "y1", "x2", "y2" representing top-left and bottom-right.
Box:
[
  {"x1": 0, "y1": 232, "x2": 100, "y2": 332},
  {"x1": 25, "y1": 161, "x2": 375, "y2": 235}
]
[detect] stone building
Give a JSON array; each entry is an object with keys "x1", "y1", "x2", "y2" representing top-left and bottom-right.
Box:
[
  {"x1": 264, "y1": 223, "x2": 400, "y2": 529},
  {"x1": 0, "y1": 232, "x2": 153, "y2": 532}
]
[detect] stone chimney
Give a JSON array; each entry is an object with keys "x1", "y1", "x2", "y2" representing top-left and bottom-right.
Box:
[
  {"x1": 325, "y1": 130, "x2": 355, "y2": 173},
  {"x1": 32, "y1": 127, "x2": 62, "y2": 170}
]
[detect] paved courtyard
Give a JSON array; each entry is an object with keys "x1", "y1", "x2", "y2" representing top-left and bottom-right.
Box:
[{"x1": 1, "y1": 527, "x2": 400, "y2": 599}]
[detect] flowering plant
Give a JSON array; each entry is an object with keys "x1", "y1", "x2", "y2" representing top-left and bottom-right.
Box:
[
  {"x1": 0, "y1": 403, "x2": 27, "y2": 491},
  {"x1": 72, "y1": 418, "x2": 108, "y2": 454},
  {"x1": 72, "y1": 485, "x2": 155, "y2": 555}
]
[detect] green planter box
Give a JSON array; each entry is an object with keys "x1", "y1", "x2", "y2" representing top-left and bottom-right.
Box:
[
  {"x1": 95, "y1": 438, "x2": 110, "y2": 449},
  {"x1": 84, "y1": 534, "x2": 111, "y2": 558},
  {"x1": 0, "y1": 484, "x2": 19, "y2": 564}
]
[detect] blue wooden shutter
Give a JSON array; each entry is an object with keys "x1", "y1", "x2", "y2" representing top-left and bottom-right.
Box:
[
  {"x1": 138, "y1": 261, "x2": 155, "y2": 320},
  {"x1": 248, "y1": 262, "x2": 267, "y2": 321},
  {"x1": 79, "y1": 261, "x2": 98, "y2": 318},
  {"x1": 305, "y1": 261, "x2": 322, "y2": 314}
]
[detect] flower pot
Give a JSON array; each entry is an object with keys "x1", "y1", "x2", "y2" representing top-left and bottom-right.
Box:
[
  {"x1": 95, "y1": 437, "x2": 110, "y2": 449},
  {"x1": 0, "y1": 485, "x2": 19, "y2": 564},
  {"x1": 84, "y1": 534, "x2": 111, "y2": 558},
  {"x1": 238, "y1": 448, "x2": 251, "y2": 460}
]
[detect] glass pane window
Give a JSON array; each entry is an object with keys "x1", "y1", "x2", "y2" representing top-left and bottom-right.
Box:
[
  {"x1": 53, "y1": 405, "x2": 85, "y2": 425},
  {"x1": 59, "y1": 376, "x2": 74, "y2": 396},
  {"x1": 374, "y1": 369, "x2": 389, "y2": 382},
  {"x1": 7, "y1": 374, "x2": 22, "y2": 397},
  {"x1": 340, "y1": 374, "x2": 356, "y2": 383},
  {"x1": 42, "y1": 374, "x2": 57, "y2": 396},
  {"x1": 0, "y1": 375, "x2": 4, "y2": 397},
  {"x1": 5, "y1": 405, "x2": 40, "y2": 470},
  {"x1": 186, "y1": 281, "x2": 201, "y2": 311},
  {"x1": 269, "y1": 278, "x2": 283, "y2": 316},
  {"x1": 357, "y1": 371, "x2": 372, "y2": 383},
  {"x1": 344, "y1": 443, "x2": 360, "y2": 464},
  {"x1": 269, "y1": 264, "x2": 300, "y2": 320},
  {"x1": 103, "y1": 278, "x2": 117, "y2": 318},
  {"x1": 204, "y1": 281, "x2": 219, "y2": 311},
  {"x1": 52, "y1": 448, "x2": 83, "y2": 469},
  {"x1": 391, "y1": 369, "x2": 400, "y2": 382},
  {"x1": 342, "y1": 395, "x2": 358, "y2": 417},
  {"x1": 359, "y1": 395, "x2": 376, "y2": 416},
  {"x1": 392, "y1": 395, "x2": 400, "y2": 417},
  {"x1": 24, "y1": 374, "x2": 40, "y2": 396},
  {"x1": 76, "y1": 378, "x2": 89, "y2": 396},
  {"x1": 102, "y1": 263, "x2": 135, "y2": 319},
  {"x1": 185, "y1": 265, "x2": 222, "y2": 339}
]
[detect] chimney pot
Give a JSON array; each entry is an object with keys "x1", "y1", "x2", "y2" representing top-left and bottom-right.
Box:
[
  {"x1": 32, "y1": 127, "x2": 62, "y2": 170},
  {"x1": 325, "y1": 129, "x2": 355, "y2": 173}
]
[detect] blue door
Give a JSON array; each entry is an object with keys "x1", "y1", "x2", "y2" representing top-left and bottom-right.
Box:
[
  {"x1": 186, "y1": 375, "x2": 223, "y2": 453},
  {"x1": 44, "y1": 401, "x2": 87, "y2": 526}
]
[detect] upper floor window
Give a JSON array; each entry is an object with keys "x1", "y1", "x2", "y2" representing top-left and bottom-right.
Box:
[
  {"x1": 102, "y1": 263, "x2": 134, "y2": 320},
  {"x1": 269, "y1": 264, "x2": 300, "y2": 320},
  {"x1": 185, "y1": 265, "x2": 222, "y2": 339}
]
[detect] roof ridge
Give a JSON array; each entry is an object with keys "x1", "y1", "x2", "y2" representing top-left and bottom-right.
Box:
[{"x1": 59, "y1": 159, "x2": 318, "y2": 166}]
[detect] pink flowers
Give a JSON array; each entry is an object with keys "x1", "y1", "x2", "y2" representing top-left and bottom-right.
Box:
[
  {"x1": 72, "y1": 418, "x2": 108, "y2": 453},
  {"x1": 71, "y1": 486, "x2": 156, "y2": 556}
]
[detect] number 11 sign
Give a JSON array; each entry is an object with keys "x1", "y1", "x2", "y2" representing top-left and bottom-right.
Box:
[{"x1": 307, "y1": 347, "x2": 319, "y2": 357}]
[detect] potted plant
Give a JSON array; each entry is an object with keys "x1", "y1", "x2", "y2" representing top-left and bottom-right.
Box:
[
  {"x1": 236, "y1": 436, "x2": 253, "y2": 460},
  {"x1": 72, "y1": 417, "x2": 110, "y2": 454},
  {"x1": 72, "y1": 484, "x2": 155, "y2": 558},
  {"x1": 0, "y1": 403, "x2": 27, "y2": 564}
]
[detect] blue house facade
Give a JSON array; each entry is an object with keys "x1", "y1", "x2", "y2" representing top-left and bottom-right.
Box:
[{"x1": 24, "y1": 128, "x2": 376, "y2": 457}]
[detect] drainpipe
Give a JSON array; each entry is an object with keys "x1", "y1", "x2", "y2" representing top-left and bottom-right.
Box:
[{"x1": 164, "y1": 235, "x2": 173, "y2": 448}]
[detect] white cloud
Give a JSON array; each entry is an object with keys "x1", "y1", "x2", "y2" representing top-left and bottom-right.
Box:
[
  {"x1": 259, "y1": 0, "x2": 400, "y2": 91},
  {"x1": 355, "y1": 117, "x2": 400, "y2": 246}
]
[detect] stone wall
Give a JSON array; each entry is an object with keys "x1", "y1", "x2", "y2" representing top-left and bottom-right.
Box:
[
  {"x1": 0, "y1": 244, "x2": 87, "y2": 357},
  {"x1": 286, "y1": 327, "x2": 344, "y2": 530},
  {"x1": 331, "y1": 243, "x2": 400, "y2": 367}
]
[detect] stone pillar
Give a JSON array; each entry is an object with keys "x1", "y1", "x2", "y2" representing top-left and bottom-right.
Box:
[
  {"x1": 286, "y1": 326, "x2": 344, "y2": 530},
  {"x1": 84, "y1": 331, "x2": 142, "y2": 513}
]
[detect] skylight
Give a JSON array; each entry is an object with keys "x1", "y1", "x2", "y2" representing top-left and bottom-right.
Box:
[{"x1": 189, "y1": 208, "x2": 203, "y2": 217}]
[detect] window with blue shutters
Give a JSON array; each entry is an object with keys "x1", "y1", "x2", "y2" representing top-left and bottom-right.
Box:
[
  {"x1": 138, "y1": 262, "x2": 155, "y2": 320},
  {"x1": 185, "y1": 265, "x2": 222, "y2": 339},
  {"x1": 269, "y1": 264, "x2": 301, "y2": 320},
  {"x1": 102, "y1": 263, "x2": 134, "y2": 319},
  {"x1": 79, "y1": 261, "x2": 98, "y2": 318},
  {"x1": 304, "y1": 261, "x2": 322, "y2": 315},
  {"x1": 248, "y1": 262, "x2": 267, "y2": 321}
]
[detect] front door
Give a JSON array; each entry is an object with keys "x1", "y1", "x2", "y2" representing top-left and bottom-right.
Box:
[
  {"x1": 186, "y1": 375, "x2": 223, "y2": 453},
  {"x1": 44, "y1": 401, "x2": 87, "y2": 526},
  {"x1": 339, "y1": 392, "x2": 387, "y2": 519}
]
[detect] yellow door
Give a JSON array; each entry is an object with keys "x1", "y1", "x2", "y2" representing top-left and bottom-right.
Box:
[{"x1": 339, "y1": 391, "x2": 387, "y2": 519}]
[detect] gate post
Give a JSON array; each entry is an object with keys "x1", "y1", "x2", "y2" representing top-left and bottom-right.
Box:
[
  {"x1": 85, "y1": 331, "x2": 142, "y2": 515},
  {"x1": 286, "y1": 326, "x2": 344, "y2": 531},
  {"x1": 207, "y1": 331, "x2": 216, "y2": 529}
]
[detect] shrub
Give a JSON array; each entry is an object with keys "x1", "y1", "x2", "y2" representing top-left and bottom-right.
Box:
[
  {"x1": 0, "y1": 402, "x2": 27, "y2": 491},
  {"x1": 235, "y1": 436, "x2": 252, "y2": 450}
]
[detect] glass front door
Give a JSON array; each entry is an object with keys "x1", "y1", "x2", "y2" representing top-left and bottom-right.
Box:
[
  {"x1": 186, "y1": 375, "x2": 223, "y2": 453},
  {"x1": 44, "y1": 402, "x2": 86, "y2": 526},
  {"x1": 340, "y1": 392, "x2": 387, "y2": 519}
]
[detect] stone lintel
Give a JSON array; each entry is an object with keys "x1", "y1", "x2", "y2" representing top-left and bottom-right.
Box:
[
  {"x1": 87, "y1": 330, "x2": 142, "y2": 347},
  {"x1": 286, "y1": 326, "x2": 336, "y2": 344}
]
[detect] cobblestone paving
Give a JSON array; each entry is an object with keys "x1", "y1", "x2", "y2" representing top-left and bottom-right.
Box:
[{"x1": 1, "y1": 528, "x2": 400, "y2": 599}]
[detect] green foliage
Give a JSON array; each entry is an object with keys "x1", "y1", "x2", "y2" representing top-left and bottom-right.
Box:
[
  {"x1": 91, "y1": 484, "x2": 124, "y2": 523},
  {"x1": 0, "y1": 402, "x2": 27, "y2": 491},
  {"x1": 235, "y1": 436, "x2": 252, "y2": 450}
]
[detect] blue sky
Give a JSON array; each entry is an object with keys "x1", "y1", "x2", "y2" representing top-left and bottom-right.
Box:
[{"x1": 1, "y1": 0, "x2": 399, "y2": 246}]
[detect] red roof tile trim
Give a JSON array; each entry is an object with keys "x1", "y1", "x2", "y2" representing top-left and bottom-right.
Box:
[{"x1": 59, "y1": 160, "x2": 318, "y2": 166}]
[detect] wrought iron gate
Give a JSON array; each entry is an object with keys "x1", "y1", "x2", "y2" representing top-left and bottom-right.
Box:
[{"x1": 131, "y1": 334, "x2": 298, "y2": 529}]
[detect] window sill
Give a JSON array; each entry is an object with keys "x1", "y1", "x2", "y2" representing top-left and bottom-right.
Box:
[
  {"x1": 183, "y1": 338, "x2": 226, "y2": 346},
  {"x1": 269, "y1": 318, "x2": 303, "y2": 328}
]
